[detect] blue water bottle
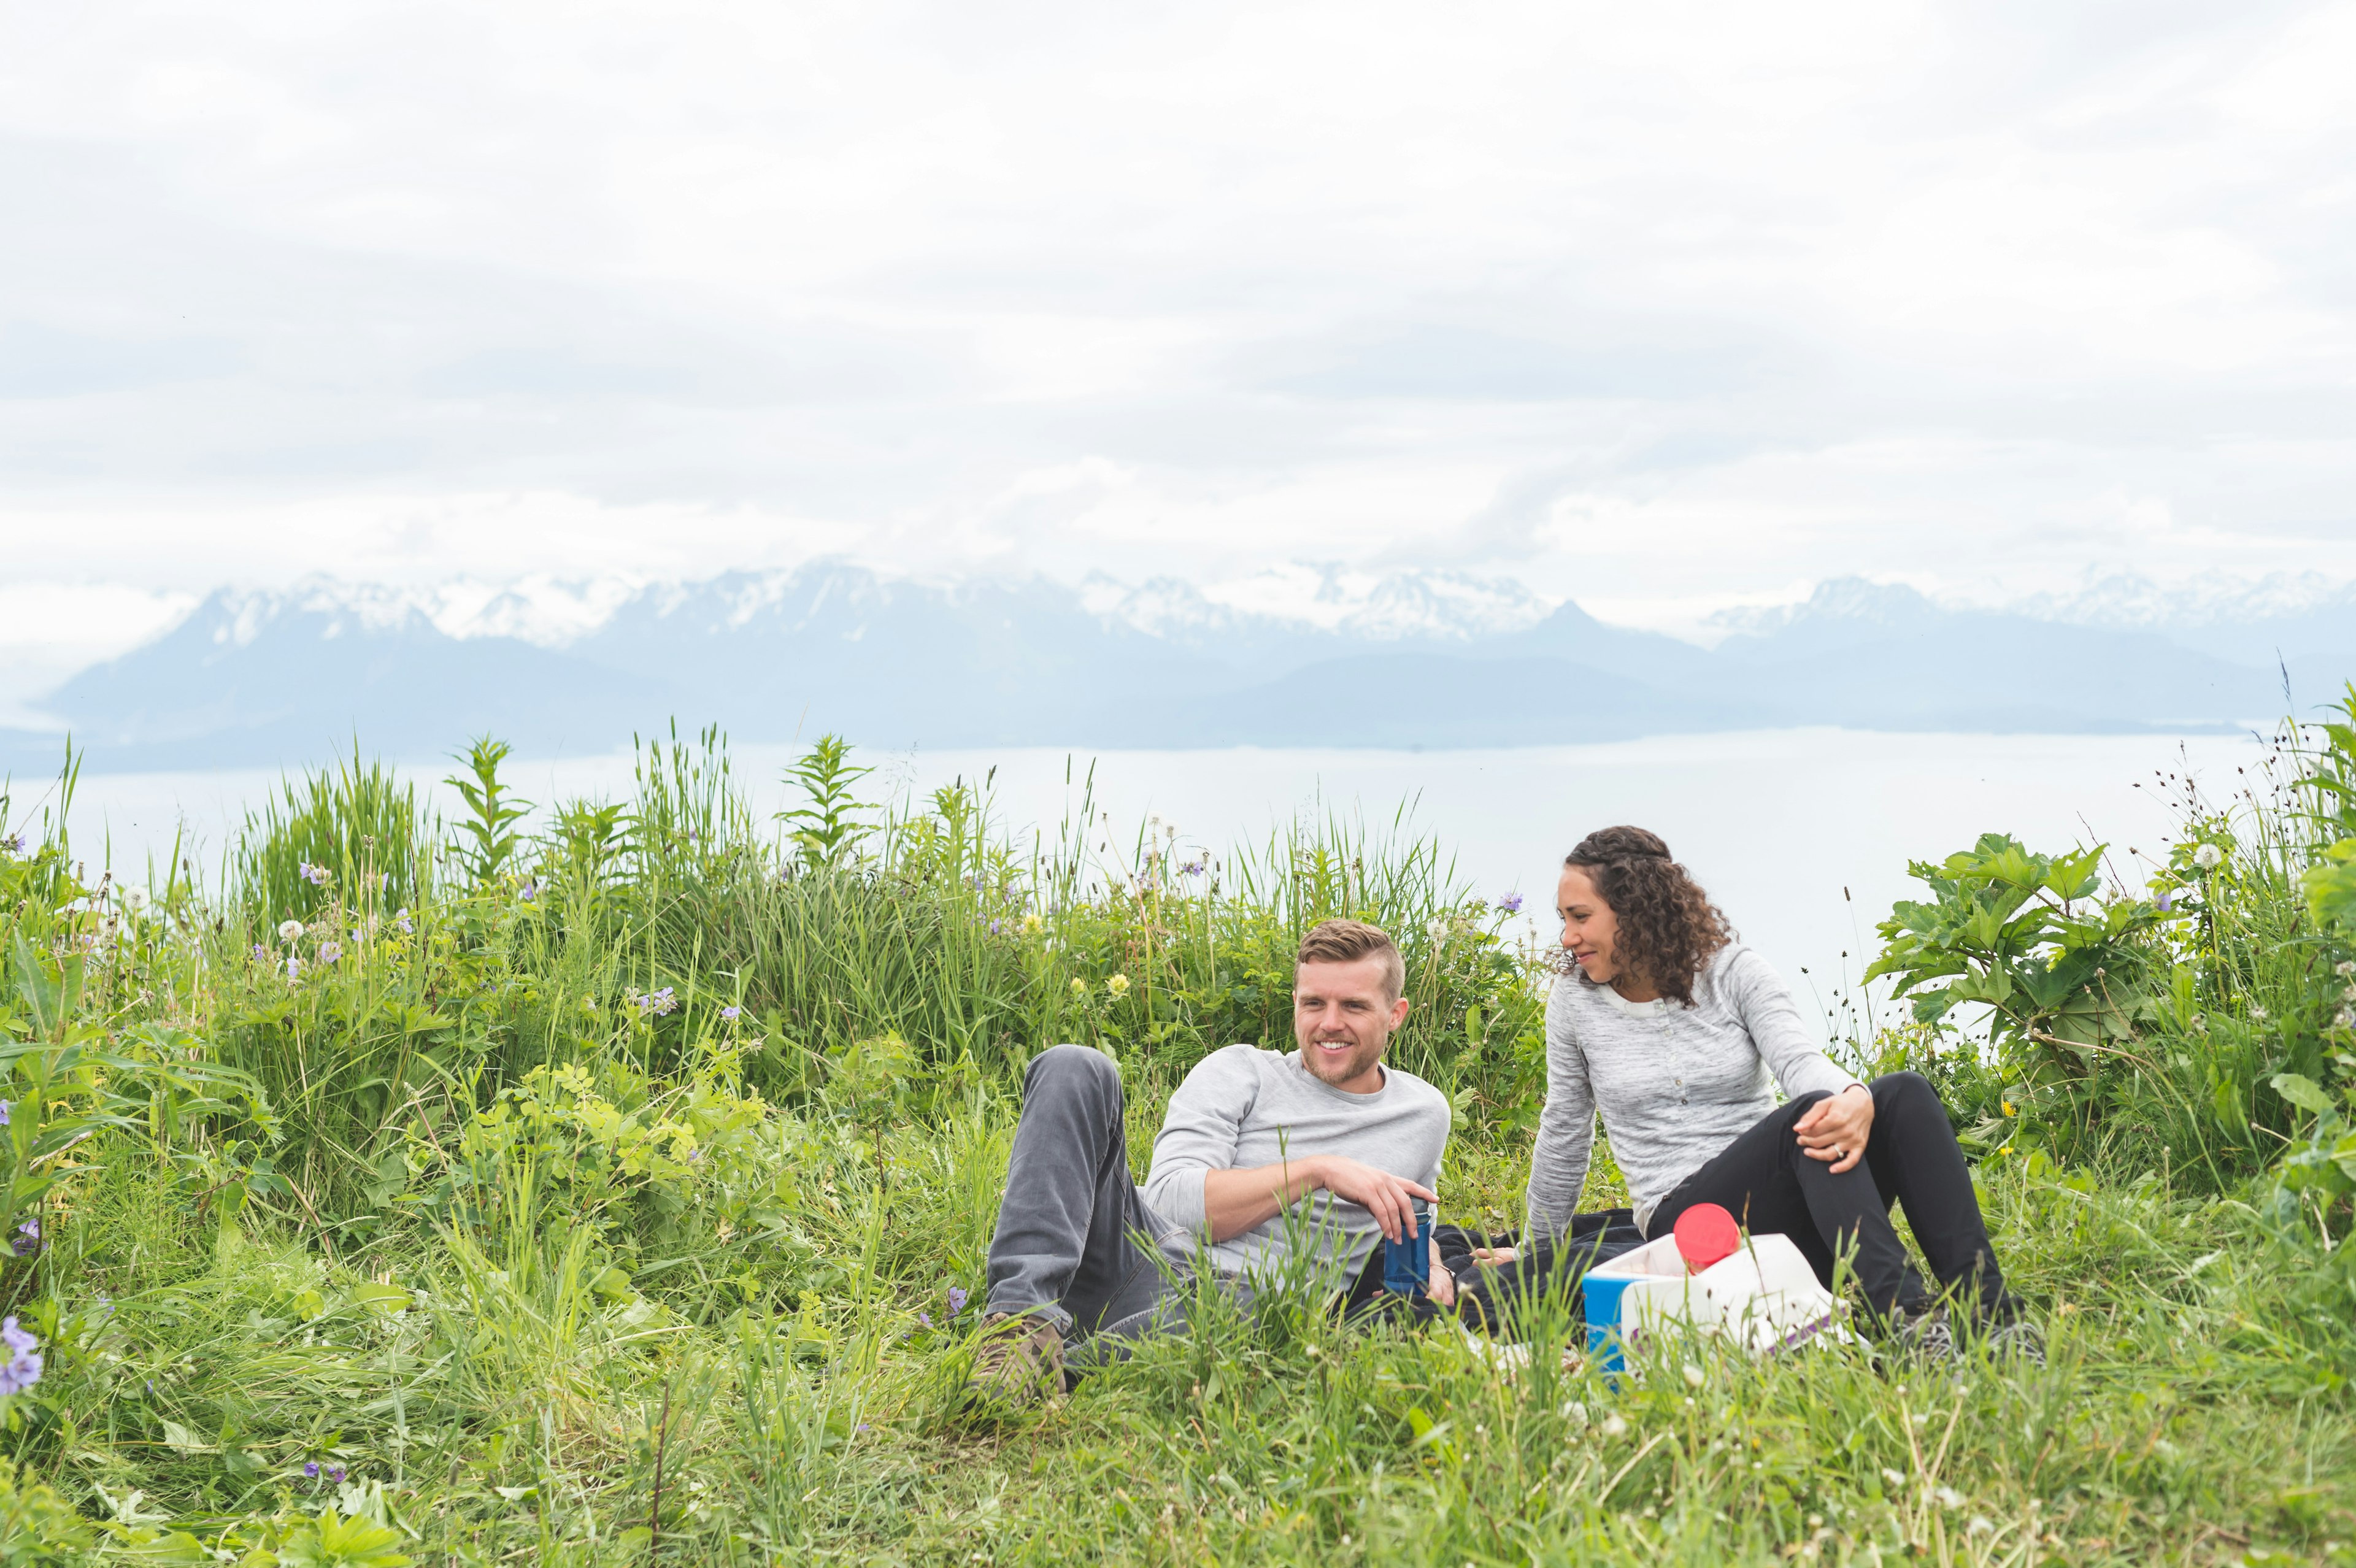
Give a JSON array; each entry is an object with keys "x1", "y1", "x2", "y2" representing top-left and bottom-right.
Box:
[{"x1": 1382, "y1": 1200, "x2": 1431, "y2": 1296}]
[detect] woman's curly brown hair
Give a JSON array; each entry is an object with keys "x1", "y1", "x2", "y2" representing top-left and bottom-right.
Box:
[{"x1": 1563, "y1": 826, "x2": 1734, "y2": 1007}]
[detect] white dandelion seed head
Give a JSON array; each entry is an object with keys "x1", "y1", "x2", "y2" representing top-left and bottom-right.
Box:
[
  {"x1": 277, "y1": 920, "x2": 305, "y2": 943},
  {"x1": 2192, "y1": 843, "x2": 2223, "y2": 869}
]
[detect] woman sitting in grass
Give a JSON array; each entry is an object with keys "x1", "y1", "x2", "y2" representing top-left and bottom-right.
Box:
[{"x1": 1488, "y1": 824, "x2": 2039, "y2": 1362}]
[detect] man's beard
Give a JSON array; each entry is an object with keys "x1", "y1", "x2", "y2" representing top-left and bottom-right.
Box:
[{"x1": 1301, "y1": 1035, "x2": 1383, "y2": 1086}]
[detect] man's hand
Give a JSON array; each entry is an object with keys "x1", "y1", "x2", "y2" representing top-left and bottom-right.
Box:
[
  {"x1": 1793, "y1": 1084, "x2": 1874, "y2": 1174},
  {"x1": 1314, "y1": 1155, "x2": 1439, "y2": 1242}
]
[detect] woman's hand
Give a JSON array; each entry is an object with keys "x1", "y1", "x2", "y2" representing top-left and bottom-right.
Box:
[
  {"x1": 1426, "y1": 1236, "x2": 1457, "y2": 1307},
  {"x1": 1470, "y1": 1245, "x2": 1519, "y2": 1269},
  {"x1": 1793, "y1": 1083, "x2": 1874, "y2": 1174}
]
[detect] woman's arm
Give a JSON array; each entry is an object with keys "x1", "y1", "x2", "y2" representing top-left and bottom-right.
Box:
[
  {"x1": 1720, "y1": 947, "x2": 1858, "y2": 1102},
  {"x1": 1522, "y1": 978, "x2": 1596, "y2": 1243}
]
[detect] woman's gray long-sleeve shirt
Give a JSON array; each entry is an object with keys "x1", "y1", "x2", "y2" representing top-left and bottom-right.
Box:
[{"x1": 1523, "y1": 944, "x2": 1860, "y2": 1238}]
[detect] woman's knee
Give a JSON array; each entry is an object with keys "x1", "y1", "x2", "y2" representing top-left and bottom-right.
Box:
[{"x1": 1871, "y1": 1071, "x2": 1938, "y2": 1112}]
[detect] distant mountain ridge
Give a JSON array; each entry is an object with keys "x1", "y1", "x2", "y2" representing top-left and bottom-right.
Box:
[{"x1": 2, "y1": 566, "x2": 2347, "y2": 773}]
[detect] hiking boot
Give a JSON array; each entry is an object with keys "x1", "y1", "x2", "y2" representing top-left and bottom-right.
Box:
[
  {"x1": 1895, "y1": 1305, "x2": 1959, "y2": 1366},
  {"x1": 1986, "y1": 1317, "x2": 2046, "y2": 1367},
  {"x1": 965, "y1": 1312, "x2": 1064, "y2": 1408}
]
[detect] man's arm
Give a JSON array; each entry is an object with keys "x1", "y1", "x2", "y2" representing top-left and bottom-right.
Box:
[{"x1": 1198, "y1": 1154, "x2": 1436, "y2": 1243}]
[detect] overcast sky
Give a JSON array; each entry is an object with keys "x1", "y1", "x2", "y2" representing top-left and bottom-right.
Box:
[{"x1": 4, "y1": 0, "x2": 2355, "y2": 677}]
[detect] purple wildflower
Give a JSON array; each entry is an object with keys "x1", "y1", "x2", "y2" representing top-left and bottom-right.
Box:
[
  {"x1": 0, "y1": 1103, "x2": 10, "y2": 1128},
  {"x1": 252, "y1": 943, "x2": 269, "y2": 963},
  {"x1": 304, "y1": 1461, "x2": 320, "y2": 1478},
  {"x1": 1498, "y1": 893, "x2": 1524, "y2": 915},
  {"x1": 0, "y1": 1319, "x2": 40, "y2": 1395},
  {"x1": 518, "y1": 878, "x2": 541, "y2": 902},
  {"x1": 2154, "y1": 888, "x2": 2174, "y2": 912},
  {"x1": 917, "y1": 1312, "x2": 933, "y2": 1329},
  {"x1": 988, "y1": 919, "x2": 1002, "y2": 935},
  {"x1": 318, "y1": 941, "x2": 343, "y2": 964},
  {"x1": 326, "y1": 1464, "x2": 346, "y2": 1484},
  {"x1": 947, "y1": 1286, "x2": 969, "y2": 1316},
  {"x1": 720, "y1": 1005, "x2": 742, "y2": 1021},
  {"x1": 0, "y1": 834, "x2": 20, "y2": 856},
  {"x1": 283, "y1": 956, "x2": 302, "y2": 981},
  {"x1": 12, "y1": 1220, "x2": 38, "y2": 1258}
]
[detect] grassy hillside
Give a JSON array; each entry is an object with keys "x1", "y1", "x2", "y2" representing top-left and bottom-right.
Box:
[{"x1": 0, "y1": 710, "x2": 2350, "y2": 1565}]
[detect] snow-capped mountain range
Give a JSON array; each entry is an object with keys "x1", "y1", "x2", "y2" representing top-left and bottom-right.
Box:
[{"x1": 4, "y1": 565, "x2": 2350, "y2": 771}]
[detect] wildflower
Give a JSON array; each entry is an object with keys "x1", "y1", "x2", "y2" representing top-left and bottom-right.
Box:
[
  {"x1": 394, "y1": 907, "x2": 413, "y2": 934},
  {"x1": 326, "y1": 1464, "x2": 346, "y2": 1483},
  {"x1": 0, "y1": 834, "x2": 19, "y2": 856},
  {"x1": 252, "y1": 943, "x2": 268, "y2": 963},
  {"x1": 2153, "y1": 888, "x2": 2174, "y2": 912},
  {"x1": 122, "y1": 887, "x2": 147, "y2": 913},
  {"x1": 2192, "y1": 843, "x2": 2223, "y2": 870},
  {"x1": 1680, "y1": 1362, "x2": 1704, "y2": 1388},
  {"x1": 518, "y1": 878, "x2": 539, "y2": 902},
  {"x1": 298, "y1": 861, "x2": 332, "y2": 888},
  {"x1": 12, "y1": 1220, "x2": 39, "y2": 1258},
  {"x1": 277, "y1": 919, "x2": 305, "y2": 943},
  {"x1": 947, "y1": 1286, "x2": 969, "y2": 1316},
  {"x1": 2251, "y1": 1007, "x2": 2268, "y2": 1022},
  {"x1": 988, "y1": 919, "x2": 1001, "y2": 936},
  {"x1": 1, "y1": 1102, "x2": 12, "y2": 1128},
  {"x1": 2339, "y1": 961, "x2": 2356, "y2": 977},
  {"x1": 1070, "y1": 977, "x2": 1088, "y2": 997},
  {"x1": 720, "y1": 1005, "x2": 742, "y2": 1021},
  {"x1": 1498, "y1": 893, "x2": 1524, "y2": 915},
  {"x1": 304, "y1": 1461, "x2": 320, "y2": 1478},
  {"x1": 318, "y1": 942, "x2": 343, "y2": 964},
  {"x1": 1427, "y1": 919, "x2": 1449, "y2": 942},
  {"x1": 1020, "y1": 912, "x2": 1044, "y2": 934},
  {"x1": 0, "y1": 1318, "x2": 42, "y2": 1395},
  {"x1": 1106, "y1": 974, "x2": 1130, "y2": 999},
  {"x1": 2003, "y1": 1100, "x2": 2016, "y2": 1116},
  {"x1": 917, "y1": 1312, "x2": 933, "y2": 1329},
  {"x1": 1600, "y1": 1412, "x2": 1628, "y2": 1438},
  {"x1": 1968, "y1": 1517, "x2": 1993, "y2": 1535},
  {"x1": 1933, "y1": 1485, "x2": 1964, "y2": 1509},
  {"x1": 1880, "y1": 1467, "x2": 1906, "y2": 1488},
  {"x1": 283, "y1": 957, "x2": 302, "y2": 981}
]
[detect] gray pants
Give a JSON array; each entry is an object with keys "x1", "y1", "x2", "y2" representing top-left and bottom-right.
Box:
[{"x1": 984, "y1": 1045, "x2": 1201, "y2": 1352}]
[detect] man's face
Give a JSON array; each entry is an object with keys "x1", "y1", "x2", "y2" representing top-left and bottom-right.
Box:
[{"x1": 1292, "y1": 956, "x2": 1411, "y2": 1093}]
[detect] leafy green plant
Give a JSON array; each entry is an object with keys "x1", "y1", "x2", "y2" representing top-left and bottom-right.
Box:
[
  {"x1": 444, "y1": 735, "x2": 532, "y2": 886},
  {"x1": 777, "y1": 734, "x2": 875, "y2": 872}
]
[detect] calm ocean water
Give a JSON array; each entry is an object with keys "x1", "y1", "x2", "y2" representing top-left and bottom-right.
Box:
[{"x1": 31, "y1": 728, "x2": 2265, "y2": 1042}]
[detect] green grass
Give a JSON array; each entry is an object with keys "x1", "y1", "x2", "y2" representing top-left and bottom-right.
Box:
[{"x1": 0, "y1": 728, "x2": 2350, "y2": 1564}]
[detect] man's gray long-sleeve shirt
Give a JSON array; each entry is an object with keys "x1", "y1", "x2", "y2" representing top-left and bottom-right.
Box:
[
  {"x1": 1143, "y1": 1042, "x2": 1451, "y2": 1282},
  {"x1": 1523, "y1": 944, "x2": 1860, "y2": 1237}
]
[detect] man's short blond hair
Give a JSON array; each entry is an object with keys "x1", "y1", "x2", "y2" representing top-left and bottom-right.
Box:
[{"x1": 1295, "y1": 917, "x2": 1405, "y2": 1002}]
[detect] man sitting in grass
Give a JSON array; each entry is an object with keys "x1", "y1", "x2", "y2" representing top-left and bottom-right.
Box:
[{"x1": 968, "y1": 917, "x2": 1456, "y2": 1405}]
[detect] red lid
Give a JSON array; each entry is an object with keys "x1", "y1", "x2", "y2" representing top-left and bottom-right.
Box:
[{"x1": 1673, "y1": 1203, "x2": 1741, "y2": 1274}]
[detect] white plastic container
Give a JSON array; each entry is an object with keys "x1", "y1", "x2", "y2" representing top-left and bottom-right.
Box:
[{"x1": 1584, "y1": 1232, "x2": 1841, "y2": 1366}]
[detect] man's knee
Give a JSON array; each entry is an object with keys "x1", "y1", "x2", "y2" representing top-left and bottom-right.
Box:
[{"x1": 1024, "y1": 1042, "x2": 1122, "y2": 1105}]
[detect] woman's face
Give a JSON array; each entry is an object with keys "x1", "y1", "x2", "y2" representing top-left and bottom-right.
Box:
[{"x1": 1557, "y1": 864, "x2": 1622, "y2": 984}]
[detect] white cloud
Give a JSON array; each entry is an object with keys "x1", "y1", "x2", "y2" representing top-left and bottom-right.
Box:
[{"x1": 0, "y1": 0, "x2": 2351, "y2": 644}]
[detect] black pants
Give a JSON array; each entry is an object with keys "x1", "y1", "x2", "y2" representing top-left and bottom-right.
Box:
[{"x1": 1645, "y1": 1072, "x2": 2018, "y2": 1326}]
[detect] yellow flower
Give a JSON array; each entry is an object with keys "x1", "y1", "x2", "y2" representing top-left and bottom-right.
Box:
[
  {"x1": 1106, "y1": 974, "x2": 1131, "y2": 999},
  {"x1": 2002, "y1": 1101, "x2": 2016, "y2": 1116},
  {"x1": 1021, "y1": 912, "x2": 1044, "y2": 935},
  {"x1": 1070, "y1": 977, "x2": 1088, "y2": 997}
]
